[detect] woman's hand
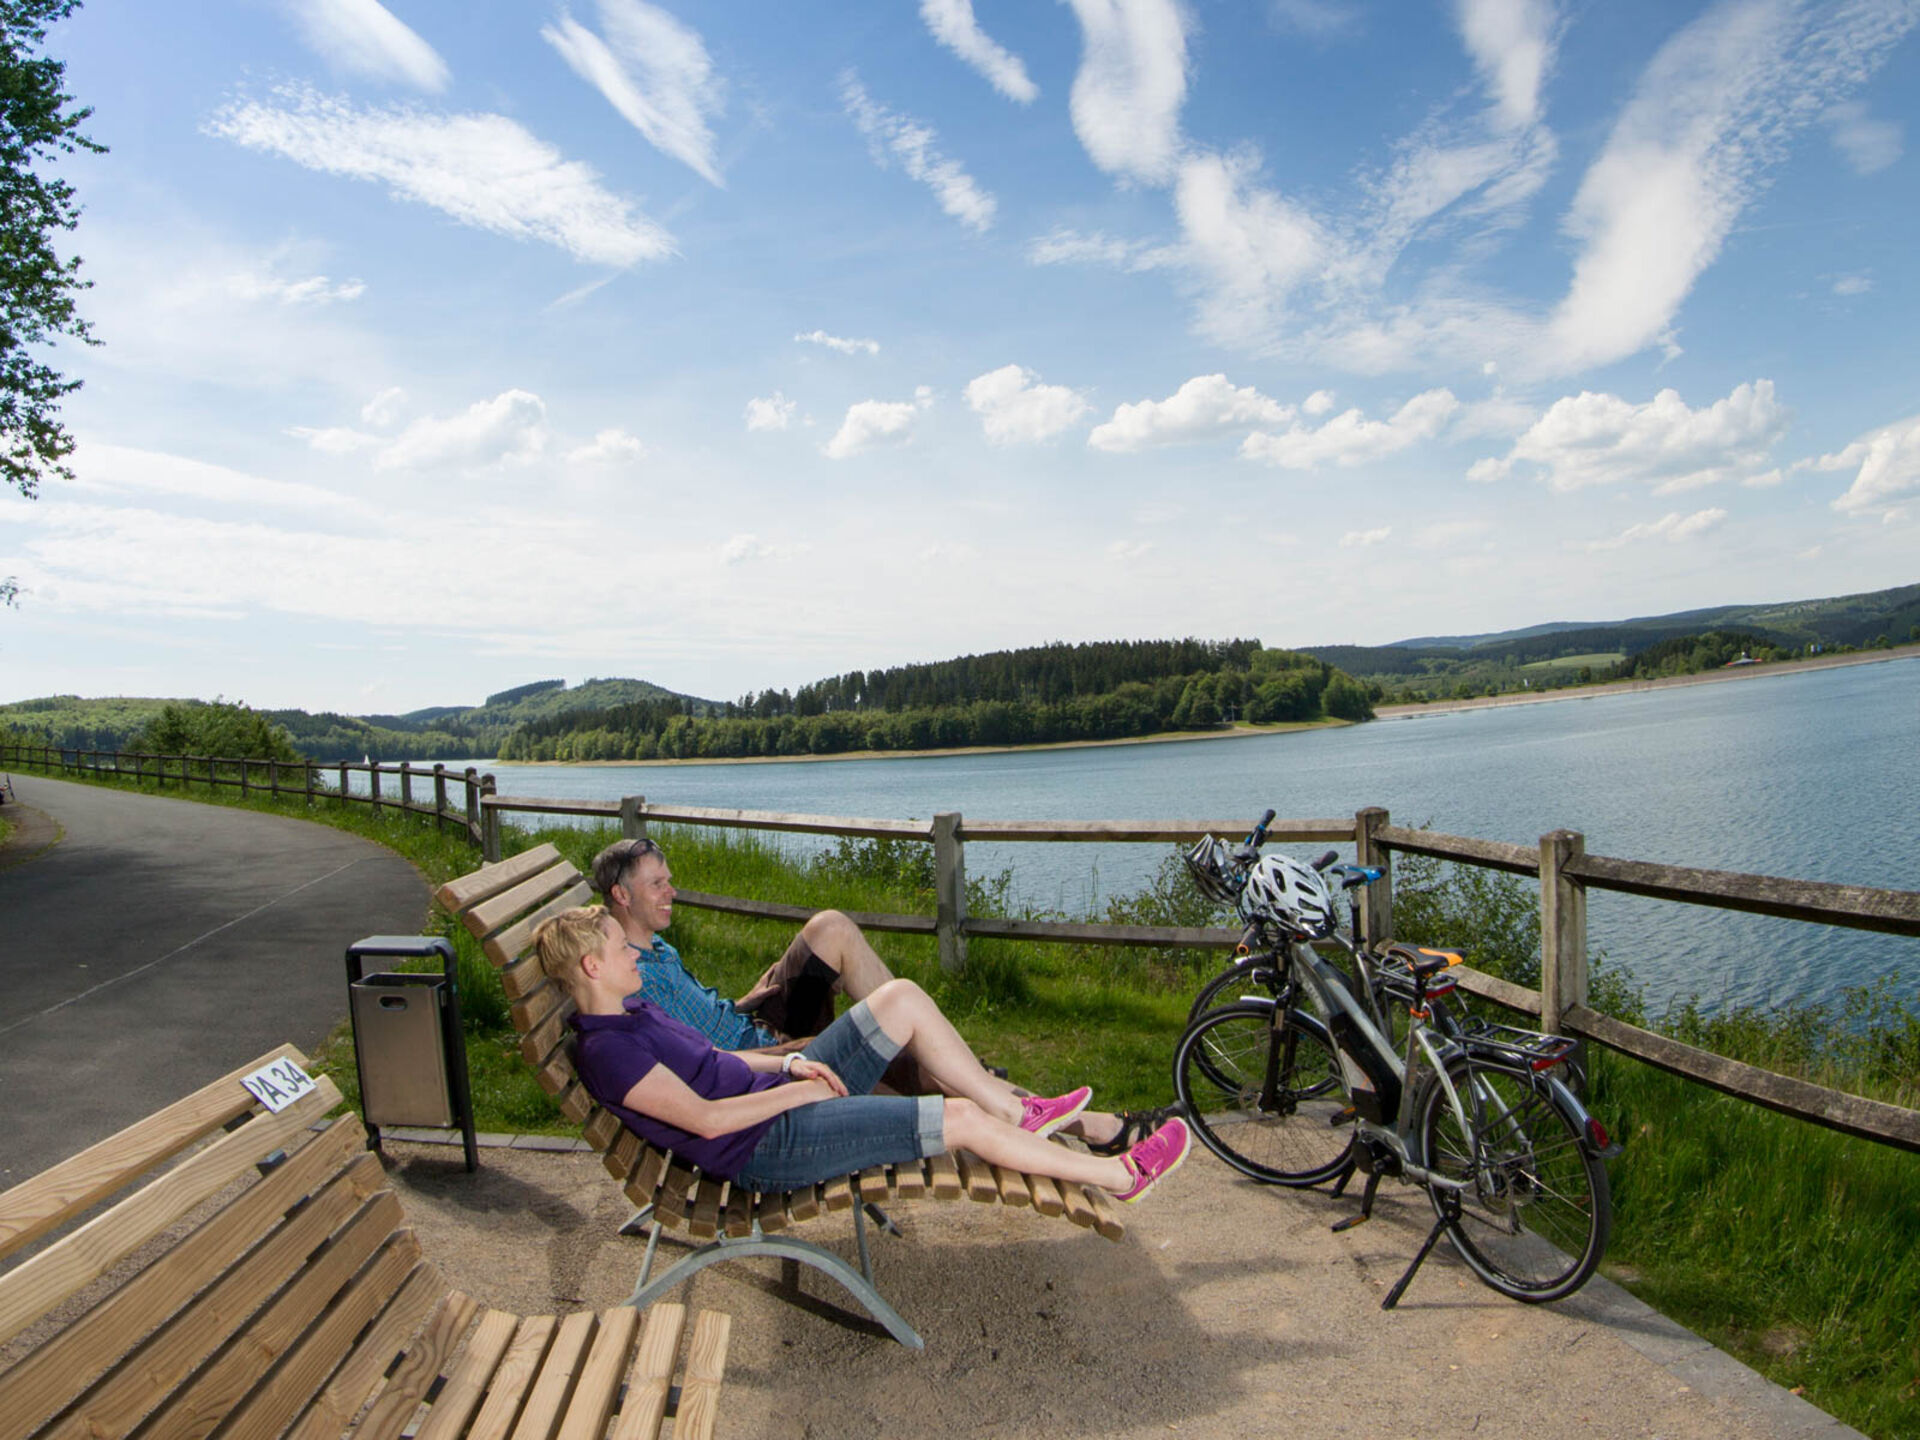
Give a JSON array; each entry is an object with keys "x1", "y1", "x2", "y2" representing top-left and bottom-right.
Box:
[{"x1": 786, "y1": 1057, "x2": 848, "y2": 1097}]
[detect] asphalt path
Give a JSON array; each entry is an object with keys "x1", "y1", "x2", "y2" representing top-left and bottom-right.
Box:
[{"x1": 0, "y1": 772, "x2": 428, "y2": 1185}]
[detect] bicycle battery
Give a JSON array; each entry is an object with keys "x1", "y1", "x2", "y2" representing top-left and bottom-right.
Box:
[{"x1": 1328, "y1": 1007, "x2": 1401, "y2": 1125}]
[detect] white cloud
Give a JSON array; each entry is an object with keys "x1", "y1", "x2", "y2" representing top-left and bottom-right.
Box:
[
  {"x1": 1584, "y1": 508, "x2": 1728, "y2": 551},
  {"x1": 1811, "y1": 413, "x2": 1920, "y2": 516},
  {"x1": 1089, "y1": 374, "x2": 1293, "y2": 453},
  {"x1": 1825, "y1": 99, "x2": 1903, "y2": 174},
  {"x1": 1301, "y1": 389, "x2": 1335, "y2": 417},
  {"x1": 1175, "y1": 150, "x2": 1326, "y2": 349},
  {"x1": 375, "y1": 389, "x2": 549, "y2": 470},
  {"x1": 920, "y1": 0, "x2": 1038, "y2": 103},
  {"x1": 964, "y1": 365, "x2": 1092, "y2": 444},
  {"x1": 744, "y1": 392, "x2": 797, "y2": 432},
  {"x1": 1414, "y1": 518, "x2": 1491, "y2": 549},
  {"x1": 283, "y1": 0, "x2": 449, "y2": 92},
  {"x1": 225, "y1": 270, "x2": 365, "y2": 304},
  {"x1": 207, "y1": 84, "x2": 674, "y2": 266},
  {"x1": 796, "y1": 329, "x2": 880, "y2": 355},
  {"x1": 719, "y1": 533, "x2": 805, "y2": 564},
  {"x1": 566, "y1": 428, "x2": 645, "y2": 464},
  {"x1": 823, "y1": 388, "x2": 933, "y2": 459},
  {"x1": 1472, "y1": 380, "x2": 1786, "y2": 493},
  {"x1": 543, "y1": 0, "x2": 725, "y2": 186},
  {"x1": 1831, "y1": 272, "x2": 1874, "y2": 296},
  {"x1": 1027, "y1": 227, "x2": 1179, "y2": 271},
  {"x1": 841, "y1": 74, "x2": 996, "y2": 231},
  {"x1": 1065, "y1": 0, "x2": 1190, "y2": 185},
  {"x1": 1242, "y1": 389, "x2": 1459, "y2": 469},
  {"x1": 1543, "y1": 3, "x2": 1916, "y2": 373},
  {"x1": 1456, "y1": 0, "x2": 1557, "y2": 131},
  {"x1": 361, "y1": 386, "x2": 408, "y2": 427},
  {"x1": 288, "y1": 425, "x2": 380, "y2": 455},
  {"x1": 1268, "y1": 0, "x2": 1362, "y2": 40},
  {"x1": 1340, "y1": 525, "x2": 1392, "y2": 548},
  {"x1": 66, "y1": 442, "x2": 379, "y2": 519},
  {"x1": 1107, "y1": 539, "x2": 1154, "y2": 562}
]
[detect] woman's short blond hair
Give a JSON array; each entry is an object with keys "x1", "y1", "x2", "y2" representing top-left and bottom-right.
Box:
[{"x1": 532, "y1": 905, "x2": 610, "y2": 992}]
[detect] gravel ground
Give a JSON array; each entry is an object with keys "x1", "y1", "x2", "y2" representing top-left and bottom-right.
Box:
[{"x1": 378, "y1": 1137, "x2": 1862, "y2": 1440}]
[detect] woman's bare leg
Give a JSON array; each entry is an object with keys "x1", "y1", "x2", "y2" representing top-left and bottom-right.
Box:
[
  {"x1": 941, "y1": 1098, "x2": 1132, "y2": 1191},
  {"x1": 861, "y1": 980, "x2": 1031, "y2": 1125}
]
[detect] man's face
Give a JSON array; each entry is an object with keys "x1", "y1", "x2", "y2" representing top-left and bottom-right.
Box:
[{"x1": 618, "y1": 852, "x2": 674, "y2": 936}]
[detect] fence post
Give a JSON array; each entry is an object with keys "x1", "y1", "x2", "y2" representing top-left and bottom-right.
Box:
[
  {"x1": 400, "y1": 761, "x2": 413, "y2": 812},
  {"x1": 239, "y1": 758, "x2": 249, "y2": 797},
  {"x1": 619, "y1": 795, "x2": 649, "y2": 839},
  {"x1": 433, "y1": 763, "x2": 447, "y2": 832},
  {"x1": 481, "y1": 774, "x2": 501, "y2": 862},
  {"x1": 269, "y1": 759, "x2": 279, "y2": 800},
  {"x1": 1354, "y1": 806, "x2": 1393, "y2": 944},
  {"x1": 132, "y1": 752, "x2": 142, "y2": 786},
  {"x1": 338, "y1": 761, "x2": 349, "y2": 808},
  {"x1": 1539, "y1": 829, "x2": 1588, "y2": 1036},
  {"x1": 932, "y1": 812, "x2": 968, "y2": 975},
  {"x1": 305, "y1": 759, "x2": 316, "y2": 808},
  {"x1": 464, "y1": 767, "x2": 481, "y2": 844},
  {"x1": 372, "y1": 761, "x2": 385, "y2": 816}
]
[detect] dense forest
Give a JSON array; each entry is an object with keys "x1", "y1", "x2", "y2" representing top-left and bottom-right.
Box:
[{"x1": 496, "y1": 641, "x2": 1376, "y2": 761}]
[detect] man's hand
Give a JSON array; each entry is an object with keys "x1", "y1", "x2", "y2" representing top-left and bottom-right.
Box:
[{"x1": 786, "y1": 1057, "x2": 848, "y2": 1096}]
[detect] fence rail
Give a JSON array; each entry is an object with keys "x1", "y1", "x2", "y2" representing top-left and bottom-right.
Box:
[
  {"x1": 0, "y1": 743, "x2": 494, "y2": 846},
  {"x1": 8, "y1": 744, "x2": 1915, "y2": 1154}
]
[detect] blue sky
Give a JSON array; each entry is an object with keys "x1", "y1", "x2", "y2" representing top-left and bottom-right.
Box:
[{"x1": 2, "y1": 0, "x2": 1916, "y2": 713}]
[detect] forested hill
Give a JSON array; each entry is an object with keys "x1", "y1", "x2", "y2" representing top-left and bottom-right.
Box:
[{"x1": 497, "y1": 640, "x2": 1375, "y2": 762}]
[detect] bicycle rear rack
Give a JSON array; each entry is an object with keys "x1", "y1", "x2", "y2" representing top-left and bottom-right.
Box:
[{"x1": 1460, "y1": 1019, "x2": 1578, "y2": 1072}]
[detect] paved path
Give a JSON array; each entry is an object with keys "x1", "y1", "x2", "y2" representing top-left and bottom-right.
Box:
[{"x1": 0, "y1": 773, "x2": 428, "y2": 1185}]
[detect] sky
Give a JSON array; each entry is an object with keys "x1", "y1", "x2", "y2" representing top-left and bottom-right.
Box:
[{"x1": 2, "y1": 0, "x2": 1917, "y2": 715}]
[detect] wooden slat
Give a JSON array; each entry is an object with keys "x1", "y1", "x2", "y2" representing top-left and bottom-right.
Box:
[
  {"x1": 0, "y1": 1078, "x2": 340, "y2": 1349},
  {"x1": 1026, "y1": 1173, "x2": 1065, "y2": 1217},
  {"x1": 465, "y1": 1314, "x2": 558, "y2": 1440},
  {"x1": 507, "y1": 1309, "x2": 599, "y2": 1440},
  {"x1": 954, "y1": 1151, "x2": 999, "y2": 1203},
  {"x1": 637, "y1": 803, "x2": 931, "y2": 840},
  {"x1": 784, "y1": 1184, "x2": 820, "y2": 1224},
  {"x1": 669, "y1": 890, "x2": 937, "y2": 937},
  {"x1": 348, "y1": 1287, "x2": 481, "y2": 1440},
  {"x1": 410, "y1": 1308, "x2": 519, "y2": 1440},
  {"x1": 991, "y1": 1165, "x2": 1032, "y2": 1209},
  {"x1": 557, "y1": 1083, "x2": 594, "y2": 1126},
  {"x1": 500, "y1": 952, "x2": 547, "y2": 1001},
  {"x1": 184, "y1": 1239, "x2": 427, "y2": 1440},
  {"x1": 1083, "y1": 1186, "x2": 1125, "y2": 1242},
  {"x1": 753, "y1": 1191, "x2": 793, "y2": 1234},
  {"x1": 603, "y1": 1130, "x2": 642, "y2": 1185},
  {"x1": 512, "y1": 983, "x2": 571, "y2": 1048},
  {"x1": 553, "y1": 1306, "x2": 638, "y2": 1440},
  {"x1": 0, "y1": 1043, "x2": 302, "y2": 1263},
  {"x1": 1566, "y1": 852, "x2": 1920, "y2": 936},
  {"x1": 1374, "y1": 824, "x2": 1539, "y2": 876},
  {"x1": 723, "y1": 1186, "x2": 754, "y2": 1239},
  {"x1": 819, "y1": 1176, "x2": 854, "y2": 1213},
  {"x1": 280, "y1": 1268, "x2": 447, "y2": 1440},
  {"x1": 688, "y1": 1182, "x2": 721, "y2": 1241},
  {"x1": 434, "y1": 843, "x2": 564, "y2": 914},
  {"x1": 624, "y1": 1148, "x2": 670, "y2": 1212},
  {"x1": 855, "y1": 1167, "x2": 892, "y2": 1204},
  {"x1": 465, "y1": 864, "x2": 587, "y2": 945},
  {"x1": 0, "y1": 1123, "x2": 366, "y2": 1440},
  {"x1": 484, "y1": 881, "x2": 597, "y2": 973},
  {"x1": 893, "y1": 1160, "x2": 926, "y2": 1199},
  {"x1": 925, "y1": 1153, "x2": 962, "y2": 1200},
  {"x1": 607, "y1": 1303, "x2": 684, "y2": 1440},
  {"x1": 1057, "y1": 1183, "x2": 1098, "y2": 1231},
  {"x1": 674, "y1": 1309, "x2": 731, "y2": 1440},
  {"x1": 653, "y1": 1164, "x2": 698, "y2": 1228},
  {"x1": 959, "y1": 817, "x2": 1353, "y2": 843},
  {"x1": 961, "y1": 916, "x2": 1240, "y2": 950},
  {"x1": 581, "y1": 1109, "x2": 622, "y2": 1155},
  {"x1": 534, "y1": 1053, "x2": 574, "y2": 1097}
]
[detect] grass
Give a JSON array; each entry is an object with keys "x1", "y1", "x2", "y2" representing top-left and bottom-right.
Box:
[
  {"x1": 1519, "y1": 651, "x2": 1627, "y2": 671},
  {"x1": 13, "y1": 753, "x2": 1920, "y2": 1436}
]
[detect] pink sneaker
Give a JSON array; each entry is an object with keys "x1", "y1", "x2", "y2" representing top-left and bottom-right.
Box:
[
  {"x1": 1019, "y1": 1085, "x2": 1092, "y2": 1139},
  {"x1": 1113, "y1": 1117, "x2": 1192, "y2": 1204}
]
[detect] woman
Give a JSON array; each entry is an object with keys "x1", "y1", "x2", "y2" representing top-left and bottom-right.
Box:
[{"x1": 533, "y1": 906, "x2": 1190, "y2": 1203}]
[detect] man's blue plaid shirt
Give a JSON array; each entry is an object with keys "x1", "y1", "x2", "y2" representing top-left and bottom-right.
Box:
[{"x1": 627, "y1": 936, "x2": 779, "y2": 1050}]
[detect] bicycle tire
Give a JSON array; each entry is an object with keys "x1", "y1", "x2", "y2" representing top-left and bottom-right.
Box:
[
  {"x1": 1173, "y1": 1001, "x2": 1354, "y2": 1187},
  {"x1": 1417, "y1": 1058, "x2": 1609, "y2": 1302},
  {"x1": 1186, "y1": 959, "x2": 1286, "y2": 1029}
]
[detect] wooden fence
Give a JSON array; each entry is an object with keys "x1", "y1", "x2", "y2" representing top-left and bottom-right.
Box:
[
  {"x1": 482, "y1": 791, "x2": 1920, "y2": 1156},
  {"x1": 0, "y1": 743, "x2": 495, "y2": 845}
]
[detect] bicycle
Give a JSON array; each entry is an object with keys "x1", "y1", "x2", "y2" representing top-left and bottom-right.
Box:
[{"x1": 1171, "y1": 827, "x2": 1621, "y2": 1308}]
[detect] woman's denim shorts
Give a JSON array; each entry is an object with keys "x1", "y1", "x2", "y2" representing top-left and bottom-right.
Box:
[{"x1": 731, "y1": 999, "x2": 944, "y2": 1193}]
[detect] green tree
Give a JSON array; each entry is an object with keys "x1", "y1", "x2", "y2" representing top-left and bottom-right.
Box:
[{"x1": 138, "y1": 701, "x2": 299, "y2": 762}]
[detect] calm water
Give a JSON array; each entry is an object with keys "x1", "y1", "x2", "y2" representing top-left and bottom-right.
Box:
[{"x1": 481, "y1": 658, "x2": 1920, "y2": 1014}]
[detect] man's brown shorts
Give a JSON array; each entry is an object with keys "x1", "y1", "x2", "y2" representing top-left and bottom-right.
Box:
[{"x1": 744, "y1": 932, "x2": 929, "y2": 1094}]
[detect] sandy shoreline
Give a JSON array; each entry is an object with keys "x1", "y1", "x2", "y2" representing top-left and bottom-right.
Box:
[{"x1": 1372, "y1": 642, "x2": 1920, "y2": 721}]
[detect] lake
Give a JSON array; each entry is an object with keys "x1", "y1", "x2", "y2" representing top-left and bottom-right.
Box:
[{"x1": 478, "y1": 657, "x2": 1920, "y2": 1015}]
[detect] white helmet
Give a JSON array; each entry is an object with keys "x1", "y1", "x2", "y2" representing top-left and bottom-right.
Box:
[
  {"x1": 1236, "y1": 853, "x2": 1337, "y2": 938},
  {"x1": 1183, "y1": 836, "x2": 1245, "y2": 903}
]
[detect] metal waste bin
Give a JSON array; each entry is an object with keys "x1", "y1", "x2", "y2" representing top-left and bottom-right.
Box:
[
  {"x1": 346, "y1": 935, "x2": 478, "y2": 1171},
  {"x1": 350, "y1": 973, "x2": 454, "y2": 1126}
]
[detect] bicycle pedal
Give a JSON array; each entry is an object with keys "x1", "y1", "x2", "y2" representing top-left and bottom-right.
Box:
[
  {"x1": 1330, "y1": 1213, "x2": 1369, "y2": 1233},
  {"x1": 1329, "y1": 1106, "x2": 1357, "y2": 1127}
]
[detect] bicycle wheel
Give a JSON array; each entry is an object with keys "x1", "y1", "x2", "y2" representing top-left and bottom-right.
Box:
[
  {"x1": 1417, "y1": 1059, "x2": 1609, "y2": 1302},
  {"x1": 1173, "y1": 1002, "x2": 1354, "y2": 1186},
  {"x1": 1186, "y1": 959, "x2": 1285, "y2": 1028}
]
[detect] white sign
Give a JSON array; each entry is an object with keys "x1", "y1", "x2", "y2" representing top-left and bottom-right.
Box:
[{"x1": 241, "y1": 1057, "x2": 318, "y2": 1113}]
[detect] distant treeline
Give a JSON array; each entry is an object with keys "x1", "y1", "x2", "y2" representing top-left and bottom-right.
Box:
[
  {"x1": 1604, "y1": 630, "x2": 1785, "y2": 680},
  {"x1": 498, "y1": 641, "x2": 1376, "y2": 761}
]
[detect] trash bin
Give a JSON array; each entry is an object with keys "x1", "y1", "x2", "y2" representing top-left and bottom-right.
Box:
[
  {"x1": 350, "y1": 973, "x2": 454, "y2": 1127},
  {"x1": 345, "y1": 935, "x2": 478, "y2": 1171}
]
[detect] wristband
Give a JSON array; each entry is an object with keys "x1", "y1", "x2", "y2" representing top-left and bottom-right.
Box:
[{"x1": 781, "y1": 1052, "x2": 801, "y2": 1076}]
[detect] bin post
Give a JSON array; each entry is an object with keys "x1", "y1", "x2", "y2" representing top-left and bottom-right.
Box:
[{"x1": 345, "y1": 935, "x2": 478, "y2": 1172}]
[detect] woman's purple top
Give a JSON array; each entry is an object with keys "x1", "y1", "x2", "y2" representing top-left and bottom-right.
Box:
[{"x1": 571, "y1": 995, "x2": 781, "y2": 1179}]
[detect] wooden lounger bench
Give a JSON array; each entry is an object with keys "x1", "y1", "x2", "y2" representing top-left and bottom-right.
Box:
[
  {"x1": 0, "y1": 1045, "x2": 730, "y2": 1440},
  {"x1": 437, "y1": 843, "x2": 1124, "y2": 1350}
]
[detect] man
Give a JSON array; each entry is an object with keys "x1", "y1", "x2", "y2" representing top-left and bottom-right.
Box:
[{"x1": 591, "y1": 836, "x2": 1174, "y2": 1155}]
